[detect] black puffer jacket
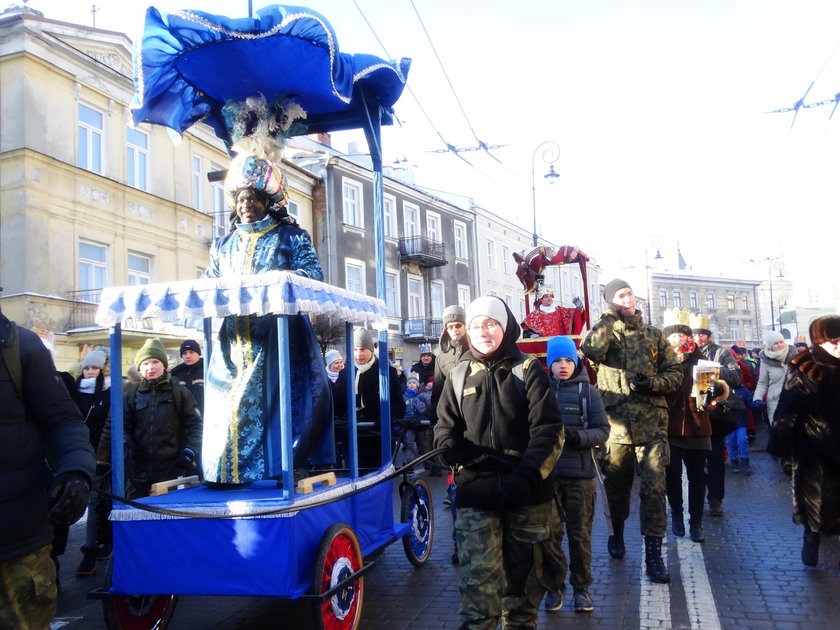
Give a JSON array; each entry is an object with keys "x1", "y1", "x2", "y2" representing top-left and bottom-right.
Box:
[
  {"x1": 333, "y1": 358, "x2": 405, "y2": 425},
  {"x1": 549, "y1": 361, "x2": 609, "y2": 479},
  {"x1": 434, "y1": 299, "x2": 564, "y2": 510},
  {"x1": 0, "y1": 314, "x2": 95, "y2": 562},
  {"x1": 71, "y1": 374, "x2": 111, "y2": 451}
]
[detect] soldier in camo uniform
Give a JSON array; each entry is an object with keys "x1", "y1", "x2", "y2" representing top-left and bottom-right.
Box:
[
  {"x1": 581, "y1": 279, "x2": 682, "y2": 584},
  {"x1": 435, "y1": 296, "x2": 564, "y2": 630}
]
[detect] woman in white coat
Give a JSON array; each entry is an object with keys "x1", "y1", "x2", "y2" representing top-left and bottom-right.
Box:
[{"x1": 753, "y1": 330, "x2": 797, "y2": 425}]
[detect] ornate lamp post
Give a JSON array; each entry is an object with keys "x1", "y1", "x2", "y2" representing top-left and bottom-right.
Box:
[
  {"x1": 531, "y1": 141, "x2": 561, "y2": 247},
  {"x1": 645, "y1": 236, "x2": 664, "y2": 324}
]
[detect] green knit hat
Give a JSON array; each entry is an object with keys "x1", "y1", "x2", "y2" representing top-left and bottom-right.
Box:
[{"x1": 135, "y1": 338, "x2": 169, "y2": 369}]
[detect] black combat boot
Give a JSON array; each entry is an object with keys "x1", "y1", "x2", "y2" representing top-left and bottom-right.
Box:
[
  {"x1": 607, "y1": 520, "x2": 625, "y2": 559},
  {"x1": 802, "y1": 528, "x2": 820, "y2": 567},
  {"x1": 644, "y1": 536, "x2": 670, "y2": 583},
  {"x1": 671, "y1": 512, "x2": 685, "y2": 537}
]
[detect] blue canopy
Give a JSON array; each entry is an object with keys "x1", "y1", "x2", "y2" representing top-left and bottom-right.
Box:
[{"x1": 131, "y1": 4, "x2": 411, "y2": 149}]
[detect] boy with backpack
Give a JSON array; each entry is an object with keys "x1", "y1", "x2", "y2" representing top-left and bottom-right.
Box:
[
  {"x1": 543, "y1": 336, "x2": 610, "y2": 613},
  {"x1": 99, "y1": 338, "x2": 202, "y2": 499}
]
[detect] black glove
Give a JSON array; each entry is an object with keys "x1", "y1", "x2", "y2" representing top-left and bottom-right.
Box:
[
  {"x1": 572, "y1": 296, "x2": 584, "y2": 311},
  {"x1": 564, "y1": 429, "x2": 581, "y2": 448},
  {"x1": 709, "y1": 382, "x2": 726, "y2": 398},
  {"x1": 629, "y1": 373, "x2": 653, "y2": 393},
  {"x1": 438, "y1": 438, "x2": 461, "y2": 467},
  {"x1": 48, "y1": 472, "x2": 90, "y2": 526},
  {"x1": 171, "y1": 448, "x2": 197, "y2": 477},
  {"x1": 496, "y1": 471, "x2": 534, "y2": 511}
]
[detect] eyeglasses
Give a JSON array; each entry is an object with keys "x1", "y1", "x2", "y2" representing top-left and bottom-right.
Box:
[{"x1": 468, "y1": 321, "x2": 500, "y2": 333}]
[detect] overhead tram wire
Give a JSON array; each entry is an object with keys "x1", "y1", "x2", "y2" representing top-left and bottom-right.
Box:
[
  {"x1": 768, "y1": 37, "x2": 840, "y2": 126},
  {"x1": 408, "y1": 0, "x2": 502, "y2": 164},
  {"x1": 351, "y1": 0, "x2": 474, "y2": 166}
]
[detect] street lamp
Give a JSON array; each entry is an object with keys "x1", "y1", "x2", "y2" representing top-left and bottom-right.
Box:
[
  {"x1": 531, "y1": 141, "x2": 561, "y2": 247},
  {"x1": 645, "y1": 236, "x2": 664, "y2": 324}
]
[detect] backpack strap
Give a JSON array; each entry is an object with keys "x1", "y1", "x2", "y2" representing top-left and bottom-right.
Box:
[
  {"x1": 0, "y1": 321, "x2": 23, "y2": 399},
  {"x1": 451, "y1": 361, "x2": 470, "y2": 417},
  {"x1": 578, "y1": 382, "x2": 590, "y2": 429}
]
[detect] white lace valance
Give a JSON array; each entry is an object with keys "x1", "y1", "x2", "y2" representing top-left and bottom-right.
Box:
[{"x1": 95, "y1": 271, "x2": 387, "y2": 328}]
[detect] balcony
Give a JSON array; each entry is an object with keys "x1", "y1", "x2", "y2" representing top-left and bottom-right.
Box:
[
  {"x1": 403, "y1": 317, "x2": 442, "y2": 341},
  {"x1": 398, "y1": 235, "x2": 447, "y2": 268},
  {"x1": 66, "y1": 289, "x2": 102, "y2": 329}
]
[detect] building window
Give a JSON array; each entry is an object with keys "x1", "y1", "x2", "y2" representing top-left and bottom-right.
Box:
[
  {"x1": 727, "y1": 294, "x2": 735, "y2": 310},
  {"x1": 454, "y1": 221, "x2": 467, "y2": 259},
  {"x1": 659, "y1": 288, "x2": 668, "y2": 307},
  {"x1": 458, "y1": 284, "x2": 470, "y2": 310},
  {"x1": 383, "y1": 194, "x2": 397, "y2": 238},
  {"x1": 127, "y1": 253, "x2": 151, "y2": 286},
  {"x1": 77, "y1": 103, "x2": 103, "y2": 174},
  {"x1": 196, "y1": 267, "x2": 205, "y2": 279},
  {"x1": 385, "y1": 270, "x2": 400, "y2": 317},
  {"x1": 673, "y1": 290, "x2": 682, "y2": 307},
  {"x1": 79, "y1": 240, "x2": 107, "y2": 301},
  {"x1": 427, "y1": 212, "x2": 441, "y2": 242},
  {"x1": 502, "y1": 245, "x2": 511, "y2": 274},
  {"x1": 487, "y1": 240, "x2": 496, "y2": 269},
  {"x1": 345, "y1": 259, "x2": 365, "y2": 294},
  {"x1": 430, "y1": 281, "x2": 444, "y2": 320},
  {"x1": 192, "y1": 155, "x2": 203, "y2": 211},
  {"x1": 706, "y1": 292, "x2": 715, "y2": 310},
  {"x1": 741, "y1": 295, "x2": 748, "y2": 311},
  {"x1": 744, "y1": 323, "x2": 752, "y2": 341},
  {"x1": 731, "y1": 323, "x2": 740, "y2": 340},
  {"x1": 403, "y1": 202, "x2": 419, "y2": 237},
  {"x1": 407, "y1": 275, "x2": 424, "y2": 318},
  {"x1": 488, "y1": 282, "x2": 499, "y2": 297},
  {"x1": 210, "y1": 164, "x2": 226, "y2": 239},
  {"x1": 690, "y1": 291, "x2": 698, "y2": 309},
  {"x1": 287, "y1": 199, "x2": 300, "y2": 222},
  {"x1": 342, "y1": 179, "x2": 363, "y2": 227},
  {"x1": 126, "y1": 127, "x2": 148, "y2": 190}
]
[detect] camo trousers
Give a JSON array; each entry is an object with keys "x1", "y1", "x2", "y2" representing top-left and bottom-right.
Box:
[
  {"x1": 0, "y1": 544, "x2": 57, "y2": 630},
  {"x1": 602, "y1": 440, "x2": 669, "y2": 538},
  {"x1": 455, "y1": 501, "x2": 552, "y2": 630}
]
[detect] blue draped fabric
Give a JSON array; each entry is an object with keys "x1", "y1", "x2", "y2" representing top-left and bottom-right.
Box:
[
  {"x1": 131, "y1": 4, "x2": 411, "y2": 142},
  {"x1": 202, "y1": 215, "x2": 331, "y2": 483}
]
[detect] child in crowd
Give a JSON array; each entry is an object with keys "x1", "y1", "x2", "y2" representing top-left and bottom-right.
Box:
[
  {"x1": 401, "y1": 372, "x2": 428, "y2": 473},
  {"x1": 543, "y1": 336, "x2": 609, "y2": 613},
  {"x1": 727, "y1": 349, "x2": 755, "y2": 475},
  {"x1": 99, "y1": 338, "x2": 202, "y2": 499}
]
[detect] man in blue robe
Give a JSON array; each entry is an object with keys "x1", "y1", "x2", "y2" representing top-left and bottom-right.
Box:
[{"x1": 202, "y1": 154, "x2": 331, "y2": 484}]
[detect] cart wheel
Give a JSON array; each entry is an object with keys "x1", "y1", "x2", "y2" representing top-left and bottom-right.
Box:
[
  {"x1": 311, "y1": 522, "x2": 364, "y2": 630},
  {"x1": 102, "y1": 559, "x2": 178, "y2": 630},
  {"x1": 401, "y1": 477, "x2": 434, "y2": 567}
]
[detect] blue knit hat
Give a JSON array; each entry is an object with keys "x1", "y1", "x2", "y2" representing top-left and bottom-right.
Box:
[{"x1": 547, "y1": 336, "x2": 579, "y2": 368}]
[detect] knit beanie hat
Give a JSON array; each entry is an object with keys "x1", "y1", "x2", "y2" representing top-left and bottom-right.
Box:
[
  {"x1": 354, "y1": 328, "x2": 376, "y2": 352},
  {"x1": 82, "y1": 350, "x2": 107, "y2": 369},
  {"x1": 406, "y1": 372, "x2": 420, "y2": 386},
  {"x1": 466, "y1": 296, "x2": 509, "y2": 331},
  {"x1": 180, "y1": 339, "x2": 201, "y2": 356},
  {"x1": 135, "y1": 338, "x2": 169, "y2": 369},
  {"x1": 809, "y1": 315, "x2": 840, "y2": 345},
  {"x1": 603, "y1": 278, "x2": 631, "y2": 304},
  {"x1": 441, "y1": 305, "x2": 466, "y2": 326},
  {"x1": 546, "y1": 335, "x2": 579, "y2": 368},
  {"x1": 763, "y1": 330, "x2": 784, "y2": 348},
  {"x1": 324, "y1": 349, "x2": 343, "y2": 368}
]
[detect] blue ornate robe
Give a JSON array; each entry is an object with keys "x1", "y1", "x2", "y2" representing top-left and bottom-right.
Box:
[{"x1": 202, "y1": 215, "x2": 331, "y2": 483}]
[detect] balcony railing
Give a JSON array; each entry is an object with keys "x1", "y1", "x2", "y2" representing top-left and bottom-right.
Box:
[
  {"x1": 66, "y1": 289, "x2": 102, "y2": 329},
  {"x1": 403, "y1": 317, "x2": 442, "y2": 340},
  {"x1": 398, "y1": 235, "x2": 447, "y2": 267}
]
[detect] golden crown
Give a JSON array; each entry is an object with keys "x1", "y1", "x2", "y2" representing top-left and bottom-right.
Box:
[
  {"x1": 690, "y1": 313, "x2": 711, "y2": 331},
  {"x1": 663, "y1": 307, "x2": 690, "y2": 328}
]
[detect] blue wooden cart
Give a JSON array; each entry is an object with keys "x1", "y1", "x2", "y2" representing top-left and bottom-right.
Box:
[{"x1": 89, "y1": 6, "x2": 432, "y2": 629}]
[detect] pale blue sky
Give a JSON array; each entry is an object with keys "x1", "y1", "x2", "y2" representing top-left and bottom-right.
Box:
[{"x1": 27, "y1": 0, "x2": 840, "y2": 294}]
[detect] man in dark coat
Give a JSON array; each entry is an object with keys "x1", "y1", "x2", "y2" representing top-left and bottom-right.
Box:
[
  {"x1": 170, "y1": 338, "x2": 205, "y2": 414},
  {"x1": 333, "y1": 328, "x2": 404, "y2": 469},
  {"x1": 769, "y1": 315, "x2": 840, "y2": 567},
  {"x1": 430, "y1": 305, "x2": 469, "y2": 421},
  {"x1": 410, "y1": 345, "x2": 436, "y2": 387},
  {"x1": 0, "y1": 309, "x2": 95, "y2": 629}
]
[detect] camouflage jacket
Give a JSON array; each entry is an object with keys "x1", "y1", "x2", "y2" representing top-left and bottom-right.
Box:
[{"x1": 581, "y1": 310, "x2": 683, "y2": 444}]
